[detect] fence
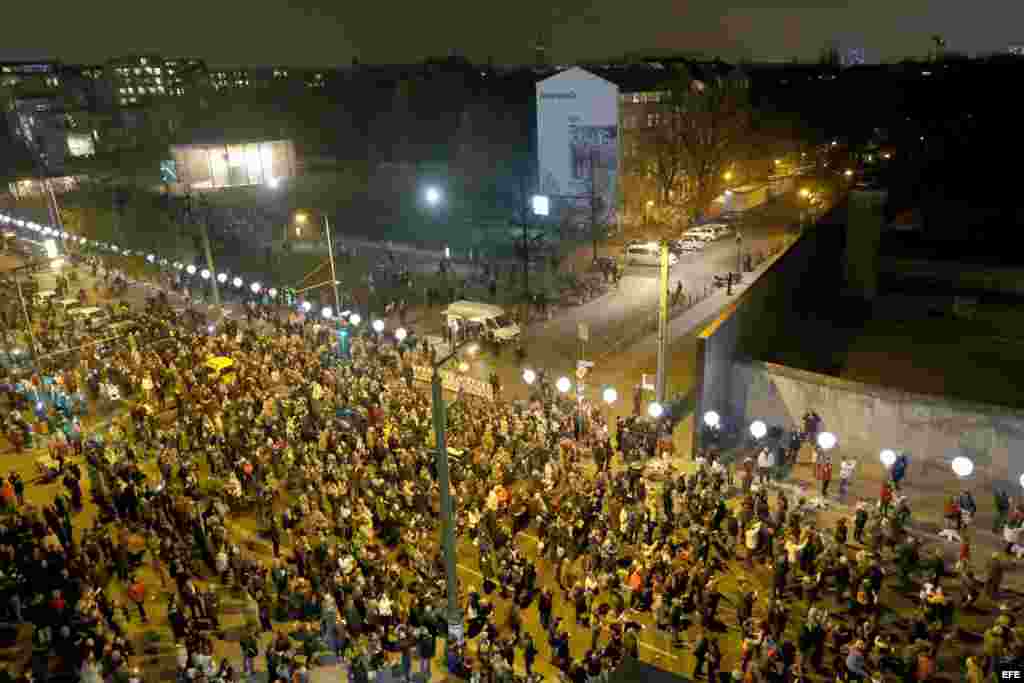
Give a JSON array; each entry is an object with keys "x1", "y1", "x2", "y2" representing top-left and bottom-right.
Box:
[{"x1": 411, "y1": 364, "x2": 494, "y2": 400}]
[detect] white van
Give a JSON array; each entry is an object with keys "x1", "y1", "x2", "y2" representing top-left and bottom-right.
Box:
[
  {"x1": 442, "y1": 300, "x2": 520, "y2": 343},
  {"x1": 625, "y1": 242, "x2": 679, "y2": 267}
]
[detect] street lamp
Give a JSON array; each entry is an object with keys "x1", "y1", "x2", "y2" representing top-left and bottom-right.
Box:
[
  {"x1": 531, "y1": 195, "x2": 550, "y2": 217},
  {"x1": 723, "y1": 171, "x2": 733, "y2": 181},
  {"x1": 349, "y1": 313, "x2": 361, "y2": 326},
  {"x1": 186, "y1": 265, "x2": 197, "y2": 275},
  {"x1": 522, "y1": 368, "x2": 537, "y2": 385},
  {"x1": 648, "y1": 402, "x2": 664, "y2": 419},
  {"x1": 322, "y1": 306, "x2": 333, "y2": 319},
  {"x1": 395, "y1": 327, "x2": 408, "y2": 342},
  {"x1": 951, "y1": 456, "x2": 974, "y2": 478},
  {"x1": 232, "y1": 277, "x2": 243, "y2": 288},
  {"x1": 880, "y1": 449, "x2": 897, "y2": 467},
  {"x1": 817, "y1": 431, "x2": 837, "y2": 451},
  {"x1": 750, "y1": 420, "x2": 767, "y2": 440},
  {"x1": 602, "y1": 387, "x2": 618, "y2": 405},
  {"x1": 146, "y1": 253, "x2": 155, "y2": 263},
  {"x1": 217, "y1": 272, "x2": 228, "y2": 284},
  {"x1": 301, "y1": 301, "x2": 312, "y2": 313},
  {"x1": 703, "y1": 411, "x2": 720, "y2": 428},
  {"x1": 1019, "y1": 473, "x2": 1024, "y2": 489},
  {"x1": 268, "y1": 288, "x2": 278, "y2": 299},
  {"x1": 372, "y1": 319, "x2": 385, "y2": 334},
  {"x1": 250, "y1": 282, "x2": 262, "y2": 294},
  {"x1": 200, "y1": 269, "x2": 211, "y2": 280},
  {"x1": 267, "y1": 177, "x2": 279, "y2": 189},
  {"x1": 799, "y1": 188, "x2": 810, "y2": 199},
  {"x1": 556, "y1": 376, "x2": 572, "y2": 394},
  {"x1": 425, "y1": 186, "x2": 442, "y2": 206}
]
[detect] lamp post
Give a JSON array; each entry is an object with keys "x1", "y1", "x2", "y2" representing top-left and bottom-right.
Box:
[{"x1": 430, "y1": 337, "x2": 474, "y2": 647}]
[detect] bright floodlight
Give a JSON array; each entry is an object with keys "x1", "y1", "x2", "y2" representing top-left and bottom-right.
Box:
[
  {"x1": 217, "y1": 272, "x2": 228, "y2": 284},
  {"x1": 750, "y1": 420, "x2": 768, "y2": 439},
  {"x1": 200, "y1": 269, "x2": 211, "y2": 280},
  {"x1": 603, "y1": 387, "x2": 618, "y2": 405},
  {"x1": 250, "y1": 282, "x2": 262, "y2": 294},
  {"x1": 880, "y1": 449, "x2": 897, "y2": 467},
  {"x1": 350, "y1": 313, "x2": 361, "y2": 326},
  {"x1": 232, "y1": 277, "x2": 243, "y2": 288},
  {"x1": 522, "y1": 369, "x2": 536, "y2": 385},
  {"x1": 268, "y1": 288, "x2": 278, "y2": 298},
  {"x1": 372, "y1": 319, "x2": 385, "y2": 333},
  {"x1": 817, "y1": 431, "x2": 837, "y2": 451},
  {"x1": 43, "y1": 239, "x2": 58, "y2": 258},
  {"x1": 703, "y1": 411, "x2": 720, "y2": 428},
  {"x1": 322, "y1": 307, "x2": 333, "y2": 319},
  {"x1": 147, "y1": 253, "x2": 155, "y2": 263},
  {"x1": 531, "y1": 195, "x2": 550, "y2": 217},
  {"x1": 301, "y1": 301, "x2": 312, "y2": 312},
  {"x1": 556, "y1": 376, "x2": 572, "y2": 393},
  {"x1": 186, "y1": 265, "x2": 197, "y2": 275},
  {"x1": 648, "y1": 402, "x2": 664, "y2": 419},
  {"x1": 267, "y1": 177, "x2": 279, "y2": 189},
  {"x1": 951, "y1": 456, "x2": 974, "y2": 478},
  {"x1": 425, "y1": 186, "x2": 442, "y2": 205},
  {"x1": 395, "y1": 327, "x2": 408, "y2": 342}
]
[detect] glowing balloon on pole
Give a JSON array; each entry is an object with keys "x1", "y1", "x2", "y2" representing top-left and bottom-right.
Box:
[{"x1": 880, "y1": 449, "x2": 897, "y2": 467}]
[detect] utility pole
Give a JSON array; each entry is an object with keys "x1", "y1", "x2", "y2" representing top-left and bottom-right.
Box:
[
  {"x1": 430, "y1": 341, "x2": 469, "y2": 647},
  {"x1": 324, "y1": 215, "x2": 341, "y2": 314},
  {"x1": 197, "y1": 213, "x2": 221, "y2": 308},
  {"x1": 655, "y1": 240, "x2": 669, "y2": 404}
]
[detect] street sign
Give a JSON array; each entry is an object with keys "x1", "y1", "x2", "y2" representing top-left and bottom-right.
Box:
[{"x1": 577, "y1": 323, "x2": 589, "y2": 342}]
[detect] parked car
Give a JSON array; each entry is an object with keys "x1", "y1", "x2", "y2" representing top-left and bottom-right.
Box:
[
  {"x1": 681, "y1": 227, "x2": 718, "y2": 242},
  {"x1": 624, "y1": 242, "x2": 678, "y2": 267},
  {"x1": 670, "y1": 239, "x2": 704, "y2": 253}
]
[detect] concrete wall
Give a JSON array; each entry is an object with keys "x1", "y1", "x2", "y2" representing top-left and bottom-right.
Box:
[
  {"x1": 731, "y1": 360, "x2": 1018, "y2": 493},
  {"x1": 693, "y1": 204, "x2": 848, "y2": 447}
]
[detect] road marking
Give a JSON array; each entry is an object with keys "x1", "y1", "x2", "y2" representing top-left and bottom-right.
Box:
[
  {"x1": 457, "y1": 563, "x2": 483, "y2": 578},
  {"x1": 639, "y1": 641, "x2": 678, "y2": 660}
]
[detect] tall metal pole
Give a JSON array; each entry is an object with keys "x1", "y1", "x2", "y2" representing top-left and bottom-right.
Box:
[
  {"x1": 430, "y1": 369, "x2": 463, "y2": 646},
  {"x1": 14, "y1": 273, "x2": 38, "y2": 361},
  {"x1": 198, "y1": 218, "x2": 221, "y2": 307},
  {"x1": 324, "y1": 216, "x2": 341, "y2": 314},
  {"x1": 655, "y1": 240, "x2": 669, "y2": 404}
]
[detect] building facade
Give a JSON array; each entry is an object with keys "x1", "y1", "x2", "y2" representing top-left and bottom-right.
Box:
[{"x1": 536, "y1": 67, "x2": 620, "y2": 226}]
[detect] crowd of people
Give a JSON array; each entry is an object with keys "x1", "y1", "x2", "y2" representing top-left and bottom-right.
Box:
[{"x1": 1, "y1": 253, "x2": 1024, "y2": 683}]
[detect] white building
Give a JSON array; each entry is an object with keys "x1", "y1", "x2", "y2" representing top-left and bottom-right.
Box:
[{"x1": 535, "y1": 67, "x2": 620, "y2": 226}]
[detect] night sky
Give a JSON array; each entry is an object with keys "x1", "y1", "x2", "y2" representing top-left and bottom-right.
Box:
[{"x1": 1, "y1": 0, "x2": 1018, "y2": 67}]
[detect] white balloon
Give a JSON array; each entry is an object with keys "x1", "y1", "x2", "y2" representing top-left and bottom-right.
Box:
[{"x1": 951, "y1": 456, "x2": 974, "y2": 478}]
